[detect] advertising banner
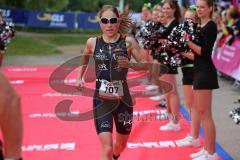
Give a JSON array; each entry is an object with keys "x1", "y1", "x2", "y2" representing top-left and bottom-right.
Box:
[
  {"x1": 27, "y1": 10, "x2": 75, "y2": 29},
  {"x1": 213, "y1": 38, "x2": 240, "y2": 81},
  {"x1": 77, "y1": 12, "x2": 99, "y2": 29}
]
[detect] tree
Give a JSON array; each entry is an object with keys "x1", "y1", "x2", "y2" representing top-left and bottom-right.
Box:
[
  {"x1": 0, "y1": 0, "x2": 27, "y2": 8},
  {"x1": 124, "y1": 0, "x2": 162, "y2": 12},
  {"x1": 48, "y1": 0, "x2": 69, "y2": 11},
  {"x1": 66, "y1": 0, "x2": 98, "y2": 12},
  {"x1": 0, "y1": 0, "x2": 69, "y2": 12},
  {"x1": 1, "y1": 0, "x2": 191, "y2": 12},
  {"x1": 66, "y1": 0, "x2": 119, "y2": 12},
  {"x1": 24, "y1": 0, "x2": 69, "y2": 11}
]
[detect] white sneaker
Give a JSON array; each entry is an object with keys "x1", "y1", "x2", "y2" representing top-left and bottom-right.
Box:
[
  {"x1": 192, "y1": 152, "x2": 218, "y2": 160},
  {"x1": 190, "y1": 148, "x2": 207, "y2": 159},
  {"x1": 150, "y1": 95, "x2": 164, "y2": 101},
  {"x1": 141, "y1": 81, "x2": 153, "y2": 86},
  {"x1": 175, "y1": 134, "x2": 201, "y2": 147},
  {"x1": 156, "y1": 110, "x2": 168, "y2": 120},
  {"x1": 160, "y1": 121, "x2": 180, "y2": 131}
]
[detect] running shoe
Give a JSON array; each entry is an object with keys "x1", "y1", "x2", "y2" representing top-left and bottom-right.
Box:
[
  {"x1": 192, "y1": 152, "x2": 218, "y2": 160},
  {"x1": 190, "y1": 148, "x2": 207, "y2": 159},
  {"x1": 175, "y1": 134, "x2": 201, "y2": 147},
  {"x1": 160, "y1": 121, "x2": 180, "y2": 131}
]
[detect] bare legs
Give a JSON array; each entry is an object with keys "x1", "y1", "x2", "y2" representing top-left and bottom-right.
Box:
[
  {"x1": 194, "y1": 89, "x2": 216, "y2": 154},
  {"x1": 98, "y1": 132, "x2": 130, "y2": 160},
  {"x1": 182, "y1": 85, "x2": 200, "y2": 139},
  {"x1": 161, "y1": 74, "x2": 180, "y2": 123}
]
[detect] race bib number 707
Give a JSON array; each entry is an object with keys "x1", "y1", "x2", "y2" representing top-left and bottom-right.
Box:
[{"x1": 99, "y1": 80, "x2": 123, "y2": 99}]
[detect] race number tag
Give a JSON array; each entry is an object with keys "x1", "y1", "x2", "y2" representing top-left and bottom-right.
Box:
[{"x1": 99, "y1": 80, "x2": 123, "y2": 99}]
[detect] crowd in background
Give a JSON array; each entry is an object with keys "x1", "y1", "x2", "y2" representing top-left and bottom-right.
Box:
[
  {"x1": 0, "y1": 1, "x2": 239, "y2": 160},
  {"x1": 130, "y1": 1, "x2": 240, "y2": 87},
  {"x1": 121, "y1": 1, "x2": 240, "y2": 160}
]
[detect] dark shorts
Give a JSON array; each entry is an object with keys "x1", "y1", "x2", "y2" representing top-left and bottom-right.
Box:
[
  {"x1": 0, "y1": 42, "x2": 5, "y2": 51},
  {"x1": 159, "y1": 65, "x2": 178, "y2": 75},
  {"x1": 181, "y1": 67, "x2": 193, "y2": 85},
  {"x1": 151, "y1": 52, "x2": 160, "y2": 60},
  {"x1": 93, "y1": 97, "x2": 133, "y2": 135},
  {"x1": 167, "y1": 67, "x2": 178, "y2": 74},
  {"x1": 193, "y1": 71, "x2": 219, "y2": 89}
]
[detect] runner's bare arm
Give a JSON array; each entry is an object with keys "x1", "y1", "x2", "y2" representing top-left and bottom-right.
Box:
[
  {"x1": 127, "y1": 36, "x2": 146, "y2": 63},
  {"x1": 76, "y1": 37, "x2": 96, "y2": 86},
  {"x1": 118, "y1": 37, "x2": 148, "y2": 70}
]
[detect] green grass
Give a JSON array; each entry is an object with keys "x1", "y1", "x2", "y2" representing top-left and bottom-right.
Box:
[
  {"x1": 16, "y1": 26, "x2": 101, "y2": 34},
  {"x1": 44, "y1": 34, "x2": 92, "y2": 45},
  {"x1": 5, "y1": 32, "x2": 95, "y2": 55},
  {"x1": 6, "y1": 36, "x2": 60, "y2": 55}
]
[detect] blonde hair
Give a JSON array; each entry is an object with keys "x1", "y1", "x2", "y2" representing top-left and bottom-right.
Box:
[
  {"x1": 186, "y1": 7, "x2": 200, "y2": 23},
  {"x1": 153, "y1": 4, "x2": 162, "y2": 11},
  {"x1": 98, "y1": 5, "x2": 133, "y2": 34}
]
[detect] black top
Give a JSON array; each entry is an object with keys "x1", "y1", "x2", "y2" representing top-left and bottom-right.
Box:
[
  {"x1": 0, "y1": 21, "x2": 15, "y2": 51},
  {"x1": 194, "y1": 21, "x2": 217, "y2": 73},
  {"x1": 0, "y1": 22, "x2": 7, "y2": 32},
  {"x1": 163, "y1": 19, "x2": 179, "y2": 38},
  {"x1": 93, "y1": 35, "x2": 133, "y2": 105},
  {"x1": 0, "y1": 22, "x2": 7, "y2": 50},
  {"x1": 93, "y1": 35, "x2": 129, "y2": 81},
  {"x1": 181, "y1": 56, "x2": 193, "y2": 67},
  {"x1": 160, "y1": 19, "x2": 179, "y2": 72}
]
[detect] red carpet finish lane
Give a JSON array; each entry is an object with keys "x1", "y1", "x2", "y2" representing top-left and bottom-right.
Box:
[{"x1": 2, "y1": 66, "x2": 224, "y2": 160}]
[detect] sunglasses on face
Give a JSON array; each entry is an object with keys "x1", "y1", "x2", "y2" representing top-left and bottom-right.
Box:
[{"x1": 100, "y1": 18, "x2": 118, "y2": 24}]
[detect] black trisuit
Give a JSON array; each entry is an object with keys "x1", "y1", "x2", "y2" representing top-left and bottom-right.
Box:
[{"x1": 93, "y1": 34, "x2": 133, "y2": 135}]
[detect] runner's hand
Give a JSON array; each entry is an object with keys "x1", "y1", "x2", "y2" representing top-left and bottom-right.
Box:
[
  {"x1": 76, "y1": 78, "x2": 85, "y2": 90},
  {"x1": 118, "y1": 56, "x2": 131, "y2": 68}
]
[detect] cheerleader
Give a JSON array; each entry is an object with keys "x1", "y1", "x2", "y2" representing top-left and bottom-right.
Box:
[
  {"x1": 135, "y1": 3, "x2": 152, "y2": 48},
  {"x1": 141, "y1": 5, "x2": 165, "y2": 83},
  {"x1": 0, "y1": 11, "x2": 15, "y2": 67},
  {"x1": 187, "y1": 0, "x2": 219, "y2": 159},
  {"x1": 134, "y1": 3, "x2": 153, "y2": 85},
  {"x1": 175, "y1": 6, "x2": 201, "y2": 148},
  {"x1": 159, "y1": 0, "x2": 182, "y2": 131}
]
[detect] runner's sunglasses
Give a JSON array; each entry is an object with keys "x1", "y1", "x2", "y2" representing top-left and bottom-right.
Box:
[{"x1": 100, "y1": 18, "x2": 118, "y2": 24}]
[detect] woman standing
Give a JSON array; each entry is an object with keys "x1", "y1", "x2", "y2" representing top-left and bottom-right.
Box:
[
  {"x1": 187, "y1": 0, "x2": 219, "y2": 159},
  {"x1": 0, "y1": 11, "x2": 15, "y2": 67},
  {"x1": 176, "y1": 7, "x2": 201, "y2": 148},
  {"x1": 76, "y1": 5, "x2": 146, "y2": 160},
  {"x1": 159, "y1": 0, "x2": 182, "y2": 131}
]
